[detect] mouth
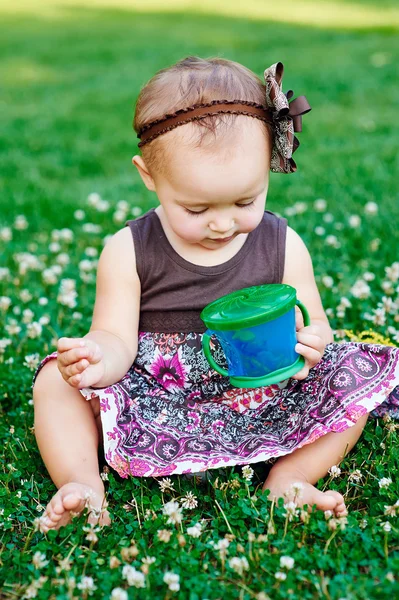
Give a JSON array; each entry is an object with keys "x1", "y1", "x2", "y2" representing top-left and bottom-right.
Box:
[{"x1": 209, "y1": 234, "x2": 235, "y2": 243}]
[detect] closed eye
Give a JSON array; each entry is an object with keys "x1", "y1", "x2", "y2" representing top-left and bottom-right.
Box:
[
  {"x1": 184, "y1": 207, "x2": 207, "y2": 216},
  {"x1": 236, "y1": 200, "x2": 255, "y2": 208}
]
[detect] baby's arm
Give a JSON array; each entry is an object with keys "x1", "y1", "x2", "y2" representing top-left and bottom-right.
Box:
[
  {"x1": 282, "y1": 226, "x2": 333, "y2": 380},
  {"x1": 57, "y1": 228, "x2": 140, "y2": 389}
]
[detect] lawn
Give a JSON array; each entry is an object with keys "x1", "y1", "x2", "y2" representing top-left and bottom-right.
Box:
[{"x1": 0, "y1": 1, "x2": 398, "y2": 598}]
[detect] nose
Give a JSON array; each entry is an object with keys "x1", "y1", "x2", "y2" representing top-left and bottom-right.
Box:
[{"x1": 209, "y1": 214, "x2": 235, "y2": 235}]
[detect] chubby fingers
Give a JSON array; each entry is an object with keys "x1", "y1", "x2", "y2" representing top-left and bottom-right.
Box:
[{"x1": 57, "y1": 344, "x2": 90, "y2": 367}]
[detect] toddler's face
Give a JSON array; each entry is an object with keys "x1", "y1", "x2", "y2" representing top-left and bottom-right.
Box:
[{"x1": 150, "y1": 118, "x2": 271, "y2": 251}]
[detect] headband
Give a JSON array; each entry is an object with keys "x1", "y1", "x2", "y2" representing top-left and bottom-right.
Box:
[{"x1": 136, "y1": 62, "x2": 311, "y2": 174}]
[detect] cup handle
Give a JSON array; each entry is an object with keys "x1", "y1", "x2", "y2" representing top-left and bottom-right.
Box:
[
  {"x1": 296, "y1": 299, "x2": 311, "y2": 327},
  {"x1": 202, "y1": 331, "x2": 229, "y2": 377}
]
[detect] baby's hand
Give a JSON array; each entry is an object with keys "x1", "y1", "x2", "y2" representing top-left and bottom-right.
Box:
[
  {"x1": 57, "y1": 337, "x2": 106, "y2": 389},
  {"x1": 291, "y1": 323, "x2": 326, "y2": 381}
]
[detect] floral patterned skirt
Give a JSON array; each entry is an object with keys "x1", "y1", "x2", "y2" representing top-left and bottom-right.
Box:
[{"x1": 32, "y1": 333, "x2": 399, "y2": 478}]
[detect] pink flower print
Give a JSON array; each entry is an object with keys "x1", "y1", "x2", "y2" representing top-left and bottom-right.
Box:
[
  {"x1": 100, "y1": 397, "x2": 110, "y2": 412},
  {"x1": 148, "y1": 348, "x2": 190, "y2": 391},
  {"x1": 332, "y1": 370, "x2": 352, "y2": 388},
  {"x1": 107, "y1": 427, "x2": 120, "y2": 441},
  {"x1": 355, "y1": 356, "x2": 373, "y2": 373},
  {"x1": 186, "y1": 411, "x2": 200, "y2": 433}
]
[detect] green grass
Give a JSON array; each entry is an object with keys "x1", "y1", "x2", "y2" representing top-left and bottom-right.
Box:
[{"x1": 0, "y1": 2, "x2": 398, "y2": 598}]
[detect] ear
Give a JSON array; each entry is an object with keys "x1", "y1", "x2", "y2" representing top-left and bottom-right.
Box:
[{"x1": 132, "y1": 155, "x2": 156, "y2": 192}]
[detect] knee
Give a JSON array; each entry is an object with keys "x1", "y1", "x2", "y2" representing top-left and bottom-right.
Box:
[{"x1": 32, "y1": 359, "x2": 64, "y2": 403}]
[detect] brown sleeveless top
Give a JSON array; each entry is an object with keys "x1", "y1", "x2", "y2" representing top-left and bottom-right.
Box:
[{"x1": 125, "y1": 209, "x2": 287, "y2": 333}]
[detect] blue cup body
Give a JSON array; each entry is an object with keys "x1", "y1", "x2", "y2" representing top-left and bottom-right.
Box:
[{"x1": 206, "y1": 307, "x2": 298, "y2": 377}]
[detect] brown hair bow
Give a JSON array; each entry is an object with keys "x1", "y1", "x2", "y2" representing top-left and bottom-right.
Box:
[
  {"x1": 136, "y1": 61, "x2": 311, "y2": 174},
  {"x1": 265, "y1": 62, "x2": 311, "y2": 173}
]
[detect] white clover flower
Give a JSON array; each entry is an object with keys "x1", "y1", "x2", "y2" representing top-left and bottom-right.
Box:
[
  {"x1": 113, "y1": 210, "x2": 127, "y2": 223},
  {"x1": 32, "y1": 552, "x2": 49, "y2": 569},
  {"x1": 348, "y1": 215, "x2": 361, "y2": 228},
  {"x1": 163, "y1": 572, "x2": 180, "y2": 592},
  {"x1": 385, "y1": 263, "x2": 399, "y2": 282},
  {"x1": 96, "y1": 200, "x2": 110, "y2": 212},
  {"x1": 14, "y1": 215, "x2": 29, "y2": 230},
  {"x1": 364, "y1": 201, "x2": 378, "y2": 215},
  {"x1": 280, "y1": 556, "x2": 295, "y2": 570},
  {"x1": 122, "y1": 564, "x2": 146, "y2": 588},
  {"x1": 56, "y1": 252, "x2": 70, "y2": 266},
  {"x1": 85, "y1": 247, "x2": 98, "y2": 257},
  {"x1": 339, "y1": 297, "x2": 351, "y2": 309},
  {"x1": 49, "y1": 242, "x2": 61, "y2": 253},
  {"x1": 110, "y1": 588, "x2": 128, "y2": 600},
  {"x1": 229, "y1": 556, "x2": 249, "y2": 575},
  {"x1": 363, "y1": 271, "x2": 375, "y2": 281},
  {"x1": 328, "y1": 465, "x2": 342, "y2": 478},
  {"x1": 378, "y1": 477, "x2": 392, "y2": 489},
  {"x1": 314, "y1": 226, "x2": 326, "y2": 236},
  {"x1": 162, "y1": 500, "x2": 183, "y2": 525},
  {"x1": 0, "y1": 296, "x2": 11, "y2": 311},
  {"x1": 293, "y1": 201, "x2": 307, "y2": 214},
  {"x1": 242, "y1": 465, "x2": 254, "y2": 481},
  {"x1": 117, "y1": 200, "x2": 129, "y2": 211},
  {"x1": 350, "y1": 279, "x2": 371, "y2": 299},
  {"x1": 283, "y1": 501, "x2": 298, "y2": 521},
  {"x1": 289, "y1": 482, "x2": 304, "y2": 499},
  {"x1": 77, "y1": 576, "x2": 97, "y2": 593},
  {"x1": 348, "y1": 469, "x2": 362, "y2": 482},
  {"x1": 370, "y1": 238, "x2": 380, "y2": 252},
  {"x1": 132, "y1": 206, "x2": 143, "y2": 217},
  {"x1": 314, "y1": 198, "x2": 327, "y2": 212},
  {"x1": 324, "y1": 510, "x2": 333, "y2": 520},
  {"x1": 381, "y1": 297, "x2": 398, "y2": 314},
  {"x1": 322, "y1": 276, "x2": 334, "y2": 289},
  {"x1": 0, "y1": 267, "x2": 10, "y2": 281},
  {"x1": 88, "y1": 192, "x2": 101, "y2": 207},
  {"x1": 325, "y1": 235, "x2": 341, "y2": 248},
  {"x1": 82, "y1": 223, "x2": 102, "y2": 234},
  {"x1": 20, "y1": 290, "x2": 33, "y2": 303},
  {"x1": 323, "y1": 212, "x2": 334, "y2": 223},
  {"x1": 72, "y1": 311, "x2": 83, "y2": 320},
  {"x1": 23, "y1": 353, "x2": 40, "y2": 371},
  {"x1": 74, "y1": 209, "x2": 86, "y2": 221},
  {"x1": 384, "y1": 501, "x2": 399, "y2": 517},
  {"x1": 187, "y1": 523, "x2": 202, "y2": 538},
  {"x1": 38, "y1": 297, "x2": 48, "y2": 306},
  {"x1": 42, "y1": 268, "x2": 58, "y2": 285},
  {"x1": 38, "y1": 315, "x2": 50, "y2": 326},
  {"x1": 22, "y1": 308, "x2": 34, "y2": 324},
  {"x1": 0, "y1": 339, "x2": 12, "y2": 354},
  {"x1": 158, "y1": 477, "x2": 175, "y2": 492},
  {"x1": 27, "y1": 322, "x2": 43, "y2": 339},
  {"x1": 0, "y1": 227, "x2": 12, "y2": 241},
  {"x1": 275, "y1": 571, "x2": 287, "y2": 581},
  {"x1": 371, "y1": 307, "x2": 386, "y2": 326},
  {"x1": 180, "y1": 491, "x2": 198, "y2": 509},
  {"x1": 381, "y1": 521, "x2": 392, "y2": 533}
]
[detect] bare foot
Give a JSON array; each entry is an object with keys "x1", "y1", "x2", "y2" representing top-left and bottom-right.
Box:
[
  {"x1": 38, "y1": 481, "x2": 111, "y2": 533},
  {"x1": 262, "y1": 471, "x2": 348, "y2": 517}
]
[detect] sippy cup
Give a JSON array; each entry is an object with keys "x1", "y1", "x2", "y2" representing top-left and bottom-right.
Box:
[{"x1": 200, "y1": 283, "x2": 310, "y2": 388}]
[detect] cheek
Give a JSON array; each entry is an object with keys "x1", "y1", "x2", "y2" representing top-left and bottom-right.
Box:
[
  {"x1": 237, "y1": 209, "x2": 264, "y2": 233},
  {"x1": 172, "y1": 214, "x2": 206, "y2": 242}
]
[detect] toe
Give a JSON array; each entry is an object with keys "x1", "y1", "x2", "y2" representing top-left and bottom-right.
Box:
[{"x1": 63, "y1": 493, "x2": 86, "y2": 512}]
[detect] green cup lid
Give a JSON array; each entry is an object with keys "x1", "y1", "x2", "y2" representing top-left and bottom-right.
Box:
[{"x1": 200, "y1": 284, "x2": 297, "y2": 331}]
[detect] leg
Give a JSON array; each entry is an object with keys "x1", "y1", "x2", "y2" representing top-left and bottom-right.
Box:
[
  {"x1": 262, "y1": 413, "x2": 369, "y2": 516},
  {"x1": 33, "y1": 359, "x2": 110, "y2": 531}
]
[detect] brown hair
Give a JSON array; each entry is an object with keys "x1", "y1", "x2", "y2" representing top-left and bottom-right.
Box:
[{"x1": 133, "y1": 56, "x2": 272, "y2": 175}]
